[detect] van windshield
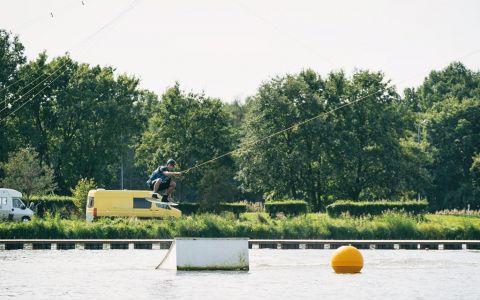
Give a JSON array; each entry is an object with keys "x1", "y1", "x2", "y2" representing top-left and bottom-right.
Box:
[
  {"x1": 156, "y1": 203, "x2": 171, "y2": 209},
  {"x1": 87, "y1": 196, "x2": 94, "y2": 208},
  {"x1": 12, "y1": 198, "x2": 24, "y2": 208}
]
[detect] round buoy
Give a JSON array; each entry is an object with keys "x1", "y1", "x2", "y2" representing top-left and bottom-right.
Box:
[{"x1": 331, "y1": 245, "x2": 363, "y2": 273}]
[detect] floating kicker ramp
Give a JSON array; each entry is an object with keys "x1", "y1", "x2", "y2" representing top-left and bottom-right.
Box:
[{"x1": 156, "y1": 238, "x2": 249, "y2": 271}]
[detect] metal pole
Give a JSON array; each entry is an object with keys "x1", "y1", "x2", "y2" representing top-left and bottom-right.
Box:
[
  {"x1": 417, "y1": 123, "x2": 421, "y2": 201},
  {"x1": 120, "y1": 133, "x2": 124, "y2": 190},
  {"x1": 120, "y1": 155, "x2": 124, "y2": 190}
]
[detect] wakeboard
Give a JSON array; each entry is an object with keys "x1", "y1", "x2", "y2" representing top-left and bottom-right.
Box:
[{"x1": 145, "y1": 193, "x2": 178, "y2": 206}]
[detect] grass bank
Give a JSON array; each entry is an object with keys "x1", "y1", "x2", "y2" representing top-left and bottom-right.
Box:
[{"x1": 1, "y1": 213, "x2": 479, "y2": 240}]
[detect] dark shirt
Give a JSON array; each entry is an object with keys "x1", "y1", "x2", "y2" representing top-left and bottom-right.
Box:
[
  {"x1": 157, "y1": 166, "x2": 170, "y2": 181},
  {"x1": 147, "y1": 166, "x2": 171, "y2": 187}
]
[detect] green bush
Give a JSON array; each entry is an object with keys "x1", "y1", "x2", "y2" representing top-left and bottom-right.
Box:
[
  {"x1": 219, "y1": 203, "x2": 247, "y2": 215},
  {"x1": 199, "y1": 202, "x2": 248, "y2": 215},
  {"x1": 326, "y1": 200, "x2": 428, "y2": 217},
  {"x1": 71, "y1": 178, "x2": 96, "y2": 214},
  {"x1": 435, "y1": 209, "x2": 480, "y2": 216},
  {"x1": 177, "y1": 203, "x2": 200, "y2": 215},
  {"x1": 28, "y1": 195, "x2": 77, "y2": 218},
  {"x1": 265, "y1": 200, "x2": 308, "y2": 216}
]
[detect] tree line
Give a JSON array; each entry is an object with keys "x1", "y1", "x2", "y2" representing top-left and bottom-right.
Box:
[{"x1": 1, "y1": 29, "x2": 479, "y2": 210}]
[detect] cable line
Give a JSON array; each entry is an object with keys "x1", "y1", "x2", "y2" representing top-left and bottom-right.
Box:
[
  {"x1": 0, "y1": 0, "x2": 85, "y2": 97},
  {"x1": 0, "y1": 0, "x2": 142, "y2": 116}
]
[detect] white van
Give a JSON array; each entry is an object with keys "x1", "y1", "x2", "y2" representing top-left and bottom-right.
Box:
[{"x1": 0, "y1": 188, "x2": 34, "y2": 222}]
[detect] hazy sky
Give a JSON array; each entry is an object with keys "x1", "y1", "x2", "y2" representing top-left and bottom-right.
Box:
[{"x1": 1, "y1": 0, "x2": 480, "y2": 102}]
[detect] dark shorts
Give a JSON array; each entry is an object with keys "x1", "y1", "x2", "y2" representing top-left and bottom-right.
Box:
[{"x1": 149, "y1": 178, "x2": 171, "y2": 191}]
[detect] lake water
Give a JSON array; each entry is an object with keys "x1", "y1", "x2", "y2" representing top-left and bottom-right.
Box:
[{"x1": 1, "y1": 249, "x2": 479, "y2": 299}]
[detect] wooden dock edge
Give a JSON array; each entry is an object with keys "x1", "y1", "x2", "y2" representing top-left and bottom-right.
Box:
[{"x1": 0, "y1": 239, "x2": 479, "y2": 250}]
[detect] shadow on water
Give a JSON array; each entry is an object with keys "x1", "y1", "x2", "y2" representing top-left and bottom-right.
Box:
[{"x1": 174, "y1": 270, "x2": 250, "y2": 277}]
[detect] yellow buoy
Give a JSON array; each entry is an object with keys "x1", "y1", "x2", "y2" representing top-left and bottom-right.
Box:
[{"x1": 331, "y1": 245, "x2": 364, "y2": 273}]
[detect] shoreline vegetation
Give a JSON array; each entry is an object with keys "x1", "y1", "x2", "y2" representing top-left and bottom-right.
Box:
[
  {"x1": 1, "y1": 212, "x2": 479, "y2": 240},
  {"x1": 2, "y1": 196, "x2": 477, "y2": 240}
]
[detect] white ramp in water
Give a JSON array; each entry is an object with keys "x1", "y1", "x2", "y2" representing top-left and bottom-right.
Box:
[
  {"x1": 156, "y1": 238, "x2": 249, "y2": 271},
  {"x1": 155, "y1": 241, "x2": 177, "y2": 270}
]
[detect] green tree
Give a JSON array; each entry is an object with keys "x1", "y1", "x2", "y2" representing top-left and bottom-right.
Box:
[
  {"x1": 425, "y1": 98, "x2": 480, "y2": 209},
  {"x1": 0, "y1": 29, "x2": 25, "y2": 107},
  {"x1": 238, "y1": 69, "x2": 423, "y2": 206},
  {"x1": 8, "y1": 53, "x2": 153, "y2": 193},
  {"x1": 0, "y1": 148, "x2": 56, "y2": 198},
  {"x1": 403, "y1": 62, "x2": 480, "y2": 209},
  {"x1": 71, "y1": 178, "x2": 96, "y2": 213},
  {"x1": 329, "y1": 71, "x2": 413, "y2": 200},
  {"x1": 406, "y1": 62, "x2": 480, "y2": 112},
  {"x1": 237, "y1": 70, "x2": 330, "y2": 208},
  {"x1": 223, "y1": 99, "x2": 247, "y2": 135},
  {"x1": 471, "y1": 153, "x2": 480, "y2": 194},
  {"x1": 396, "y1": 139, "x2": 433, "y2": 199},
  {"x1": 0, "y1": 30, "x2": 26, "y2": 164},
  {"x1": 198, "y1": 164, "x2": 236, "y2": 208},
  {"x1": 470, "y1": 154, "x2": 480, "y2": 203}
]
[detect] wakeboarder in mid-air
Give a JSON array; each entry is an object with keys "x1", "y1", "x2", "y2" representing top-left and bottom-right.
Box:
[{"x1": 146, "y1": 159, "x2": 182, "y2": 205}]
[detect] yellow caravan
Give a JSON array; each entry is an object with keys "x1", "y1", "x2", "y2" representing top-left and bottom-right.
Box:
[{"x1": 85, "y1": 189, "x2": 181, "y2": 222}]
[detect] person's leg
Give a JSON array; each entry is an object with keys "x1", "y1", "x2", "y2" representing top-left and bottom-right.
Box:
[
  {"x1": 166, "y1": 181, "x2": 176, "y2": 201},
  {"x1": 157, "y1": 179, "x2": 171, "y2": 202},
  {"x1": 153, "y1": 179, "x2": 161, "y2": 193},
  {"x1": 151, "y1": 179, "x2": 161, "y2": 199}
]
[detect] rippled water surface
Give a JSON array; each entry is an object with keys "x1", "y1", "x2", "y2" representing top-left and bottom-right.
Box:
[{"x1": 1, "y1": 249, "x2": 479, "y2": 299}]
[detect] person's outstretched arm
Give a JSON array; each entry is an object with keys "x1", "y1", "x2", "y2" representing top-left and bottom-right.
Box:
[{"x1": 162, "y1": 171, "x2": 182, "y2": 177}]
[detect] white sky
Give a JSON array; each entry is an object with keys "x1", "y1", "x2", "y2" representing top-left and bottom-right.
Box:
[{"x1": 1, "y1": 0, "x2": 480, "y2": 102}]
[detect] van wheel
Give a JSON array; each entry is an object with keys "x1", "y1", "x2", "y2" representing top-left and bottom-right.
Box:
[{"x1": 22, "y1": 216, "x2": 31, "y2": 222}]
